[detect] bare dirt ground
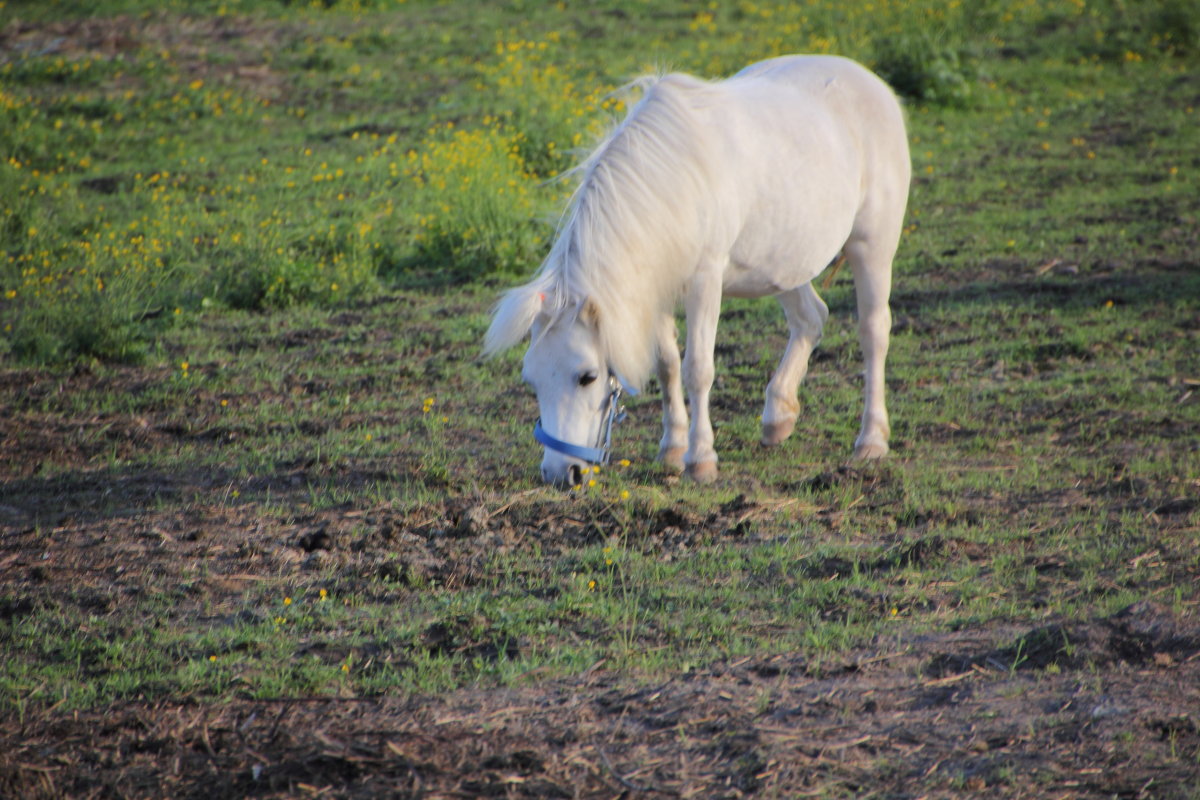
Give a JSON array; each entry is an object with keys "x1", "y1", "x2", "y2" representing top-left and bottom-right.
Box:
[
  {"x1": 3, "y1": 595, "x2": 1200, "y2": 798},
  {"x1": 2, "y1": 358, "x2": 1199, "y2": 798}
]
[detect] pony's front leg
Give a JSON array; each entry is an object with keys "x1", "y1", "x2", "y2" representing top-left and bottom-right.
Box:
[
  {"x1": 762, "y1": 283, "x2": 828, "y2": 446},
  {"x1": 682, "y1": 272, "x2": 723, "y2": 483},
  {"x1": 655, "y1": 312, "x2": 689, "y2": 472}
]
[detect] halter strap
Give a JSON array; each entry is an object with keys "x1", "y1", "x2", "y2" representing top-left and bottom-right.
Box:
[
  {"x1": 533, "y1": 371, "x2": 636, "y2": 466},
  {"x1": 534, "y1": 419, "x2": 608, "y2": 464}
]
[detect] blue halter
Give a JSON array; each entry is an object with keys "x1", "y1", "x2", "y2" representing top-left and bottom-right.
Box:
[{"x1": 534, "y1": 372, "x2": 636, "y2": 465}]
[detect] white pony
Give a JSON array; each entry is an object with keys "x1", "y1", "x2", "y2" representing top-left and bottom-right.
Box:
[{"x1": 485, "y1": 55, "x2": 910, "y2": 486}]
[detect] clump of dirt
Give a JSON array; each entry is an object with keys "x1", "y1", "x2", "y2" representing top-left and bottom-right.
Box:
[{"x1": 927, "y1": 601, "x2": 1200, "y2": 676}]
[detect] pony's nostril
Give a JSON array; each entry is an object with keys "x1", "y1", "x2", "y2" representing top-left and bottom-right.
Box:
[{"x1": 568, "y1": 464, "x2": 583, "y2": 487}]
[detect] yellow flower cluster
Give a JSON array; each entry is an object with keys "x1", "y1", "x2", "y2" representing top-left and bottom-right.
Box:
[
  {"x1": 474, "y1": 38, "x2": 620, "y2": 176},
  {"x1": 404, "y1": 121, "x2": 548, "y2": 274},
  {"x1": 566, "y1": 461, "x2": 634, "y2": 501},
  {"x1": 398, "y1": 37, "x2": 621, "y2": 275},
  {"x1": 3, "y1": 163, "x2": 196, "y2": 306}
]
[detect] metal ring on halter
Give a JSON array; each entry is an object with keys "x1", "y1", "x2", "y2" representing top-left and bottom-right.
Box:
[{"x1": 533, "y1": 371, "x2": 635, "y2": 465}]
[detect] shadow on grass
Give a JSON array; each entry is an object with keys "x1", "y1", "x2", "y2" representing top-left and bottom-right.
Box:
[
  {"x1": 889, "y1": 256, "x2": 1200, "y2": 317},
  {"x1": 0, "y1": 458, "x2": 426, "y2": 531}
]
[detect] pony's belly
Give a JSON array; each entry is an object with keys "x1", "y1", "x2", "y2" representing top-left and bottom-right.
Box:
[
  {"x1": 722, "y1": 271, "x2": 794, "y2": 298},
  {"x1": 722, "y1": 251, "x2": 827, "y2": 298},
  {"x1": 722, "y1": 194, "x2": 855, "y2": 299}
]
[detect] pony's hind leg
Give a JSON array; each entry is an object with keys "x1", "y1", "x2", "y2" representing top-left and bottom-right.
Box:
[
  {"x1": 844, "y1": 235, "x2": 896, "y2": 460},
  {"x1": 655, "y1": 312, "x2": 688, "y2": 471},
  {"x1": 762, "y1": 283, "x2": 829, "y2": 446}
]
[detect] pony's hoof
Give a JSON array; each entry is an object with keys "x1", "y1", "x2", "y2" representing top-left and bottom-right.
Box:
[
  {"x1": 852, "y1": 441, "x2": 889, "y2": 460},
  {"x1": 658, "y1": 447, "x2": 686, "y2": 472},
  {"x1": 685, "y1": 460, "x2": 719, "y2": 484},
  {"x1": 761, "y1": 419, "x2": 795, "y2": 446}
]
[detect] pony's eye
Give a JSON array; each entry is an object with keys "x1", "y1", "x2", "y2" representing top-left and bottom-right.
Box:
[{"x1": 579, "y1": 372, "x2": 598, "y2": 387}]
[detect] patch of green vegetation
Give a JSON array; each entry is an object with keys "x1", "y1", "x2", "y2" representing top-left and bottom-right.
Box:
[
  {"x1": 1, "y1": 0, "x2": 1197, "y2": 717},
  {"x1": 3, "y1": 0, "x2": 1195, "y2": 362}
]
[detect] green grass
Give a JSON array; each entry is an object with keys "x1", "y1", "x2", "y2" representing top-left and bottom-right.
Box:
[{"x1": 1, "y1": 0, "x2": 1198, "y2": 717}]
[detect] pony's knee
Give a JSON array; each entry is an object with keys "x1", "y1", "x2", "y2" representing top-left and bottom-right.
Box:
[
  {"x1": 682, "y1": 354, "x2": 714, "y2": 392},
  {"x1": 857, "y1": 306, "x2": 892, "y2": 348},
  {"x1": 657, "y1": 346, "x2": 682, "y2": 385}
]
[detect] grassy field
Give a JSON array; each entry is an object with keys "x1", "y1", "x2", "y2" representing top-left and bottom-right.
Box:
[{"x1": 2, "y1": 0, "x2": 1199, "y2": 797}]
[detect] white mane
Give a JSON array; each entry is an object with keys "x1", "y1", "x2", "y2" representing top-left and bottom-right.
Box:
[{"x1": 484, "y1": 73, "x2": 722, "y2": 388}]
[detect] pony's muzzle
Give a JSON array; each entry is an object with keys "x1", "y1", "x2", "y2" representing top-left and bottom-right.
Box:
[{"x1": 540, "y1": 456, "x2": 584, "y2": 488}]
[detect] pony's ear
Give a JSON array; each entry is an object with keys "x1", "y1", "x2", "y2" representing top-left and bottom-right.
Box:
[
  {"x1": 579, "y1": 296, "x2": 601, "y2": 330},
  {"x1": 483, "y1": 285, "x2": 545, "y2": 357}
]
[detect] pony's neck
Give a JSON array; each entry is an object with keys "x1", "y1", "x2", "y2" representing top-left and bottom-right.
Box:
[{"x1": 542, "y1": 74, "x2": 721, "y2": 387}]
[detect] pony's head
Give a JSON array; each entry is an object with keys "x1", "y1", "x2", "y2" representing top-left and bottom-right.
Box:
[{"x1": 484, "y1": 285, "x2": 630, "y2": 487}]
